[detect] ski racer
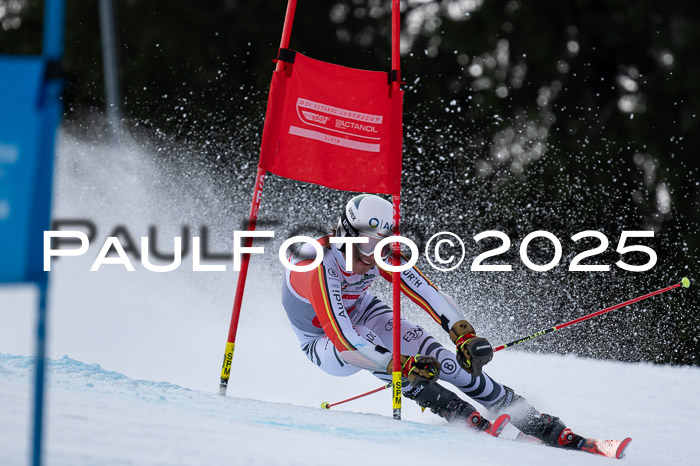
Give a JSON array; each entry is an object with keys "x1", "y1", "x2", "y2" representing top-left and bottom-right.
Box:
[{"x1": 282, "y1": 193, "x2": 582, "y2": 447}]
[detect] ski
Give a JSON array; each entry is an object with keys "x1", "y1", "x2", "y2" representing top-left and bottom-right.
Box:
[
  {"x1": 514, "y1": 431, "x2": 545, "y2": 444},
  {"x1": 574, "y1": 436, "x2": 632, "y2": 459},
  {"x1": 454, "y1": 411, "x2": 629, "y2": 459},
  {"x1": 485, "y1": 413, "x2": 511, "y2": 437},
  {"x1": 514, "y1": 431, "x2": 632, "y2": 459}
]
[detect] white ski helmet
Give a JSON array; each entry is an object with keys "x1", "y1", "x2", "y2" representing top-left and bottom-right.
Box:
[{"x1": 337, "y1": 194, "x2": 394, "y2": 258}]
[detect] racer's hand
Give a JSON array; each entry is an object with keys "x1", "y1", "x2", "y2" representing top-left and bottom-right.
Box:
[
  {"x1": 449, "y1": 320, "x2": 493, "y2": 377},
  {"x1": 388, "y1": 354, "x2": 440, "y2": 385}
]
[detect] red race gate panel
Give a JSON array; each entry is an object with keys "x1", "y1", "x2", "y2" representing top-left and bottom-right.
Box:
[{"x1": 258, "y1": 52, "x2": 403, "y2": 195}]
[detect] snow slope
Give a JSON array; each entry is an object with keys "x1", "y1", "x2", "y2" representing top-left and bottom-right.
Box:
[
  {"x1": 2, "y1": 134, "x2": 699, "y2": 464},
  {"x1": 1, "y1": 351, "x2": 699, "y2": 465}
]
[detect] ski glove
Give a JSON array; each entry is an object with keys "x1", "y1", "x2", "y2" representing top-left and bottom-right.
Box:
[
  {"x1": 449, "y1": 320, "x2": 493, "y2": 377},
  {"x1": 388, "y1": 354, "x2": 440, "y2": 386}
]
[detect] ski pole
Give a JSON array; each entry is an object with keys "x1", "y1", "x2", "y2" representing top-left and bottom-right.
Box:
[
  {"x1": 320, "y1": 383, "x2": 392, "y2": 410},
  {"x1": 494, "y1": 277, "x2": 691, "y2": 352}
]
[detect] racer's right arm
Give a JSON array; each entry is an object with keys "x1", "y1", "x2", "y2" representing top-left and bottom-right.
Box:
[{"x1": 289, "y1": 262, "x2": 392, "y2": 372}]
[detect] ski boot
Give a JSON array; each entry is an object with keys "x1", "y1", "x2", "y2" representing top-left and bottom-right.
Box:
[
  {"x1": 492, "y1": 386, "x2": 582, "y2": 447},
  {"x1": 524, "y1": 413, "x2": 586, "y2": 448},
  {"x1": 440, "y1": 398, "x2": 511, "y2": 436},
  {"x1": 405, "y1": 382, "x2": 510, "y2": 437}
]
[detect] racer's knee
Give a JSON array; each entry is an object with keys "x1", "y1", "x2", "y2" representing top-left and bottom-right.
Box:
[{"x1": 301, "y1": 337, "x2": 362, "y2": 377}]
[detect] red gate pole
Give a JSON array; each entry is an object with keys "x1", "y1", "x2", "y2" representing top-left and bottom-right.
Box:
[
  {"x1": 276, "y1": 0, "x2": 298, "y2": 70},
  {"x1": 391, "y1": 195, "x2": 402, "y2": 419},
  {"x1": 219, "y1": 0, "x2": 298, "y2": 396},
  {"x1": 390, "y1": 0, "x2": 403, "y2": 420}
]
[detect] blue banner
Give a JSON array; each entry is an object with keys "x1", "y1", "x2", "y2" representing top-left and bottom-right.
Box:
[
  {"x1": 0, "y1": 57, "x2": 61, "y2": 284},
  {"x1": 2, "y1": 3, "x2": 66, "y2": 465}
]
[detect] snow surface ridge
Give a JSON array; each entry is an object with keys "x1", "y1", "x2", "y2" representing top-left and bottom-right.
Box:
[
  {"x1": 2, "y1": 352, "x2": 700, "y2": 465},
  {"x1": 1, "y1": 353, "x2": 186, "y2": 392},
  {"x1": 0, "y1": 353, "x2": 529, "y2": 465},
  {"x1": 0, "y1": 353, "x2": 461, "y2": 439}
]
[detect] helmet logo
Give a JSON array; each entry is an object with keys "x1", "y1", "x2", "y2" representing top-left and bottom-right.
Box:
[{"x1": 369, "y1": 217, "x2": 392, "y2": 231}]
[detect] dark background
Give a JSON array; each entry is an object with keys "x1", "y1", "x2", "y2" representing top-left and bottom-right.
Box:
[{"x1": 2, "y1": 0, "x2": 698, "y2": 365}]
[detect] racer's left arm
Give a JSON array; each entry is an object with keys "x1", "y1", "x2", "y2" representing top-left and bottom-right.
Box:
[
  {"x1": 378, "y1": 253, "x2": 463, "y2": 331},
  {"x1": 379, "y1": 253, "x2": 494, "y2": 376}
]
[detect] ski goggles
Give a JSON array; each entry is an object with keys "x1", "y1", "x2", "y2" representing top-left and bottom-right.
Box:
[{"x1": 355, "y1": 235, "x2": 393, "y2": 260}]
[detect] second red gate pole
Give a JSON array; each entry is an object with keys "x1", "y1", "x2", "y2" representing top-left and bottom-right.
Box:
[{"x1": 219, "y1": 0, "x2": 298, "y2": 396}]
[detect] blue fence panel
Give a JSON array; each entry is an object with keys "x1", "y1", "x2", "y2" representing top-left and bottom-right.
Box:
[{"x1": 0, "y1": 57, "x2": 60, "y2": 284}]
